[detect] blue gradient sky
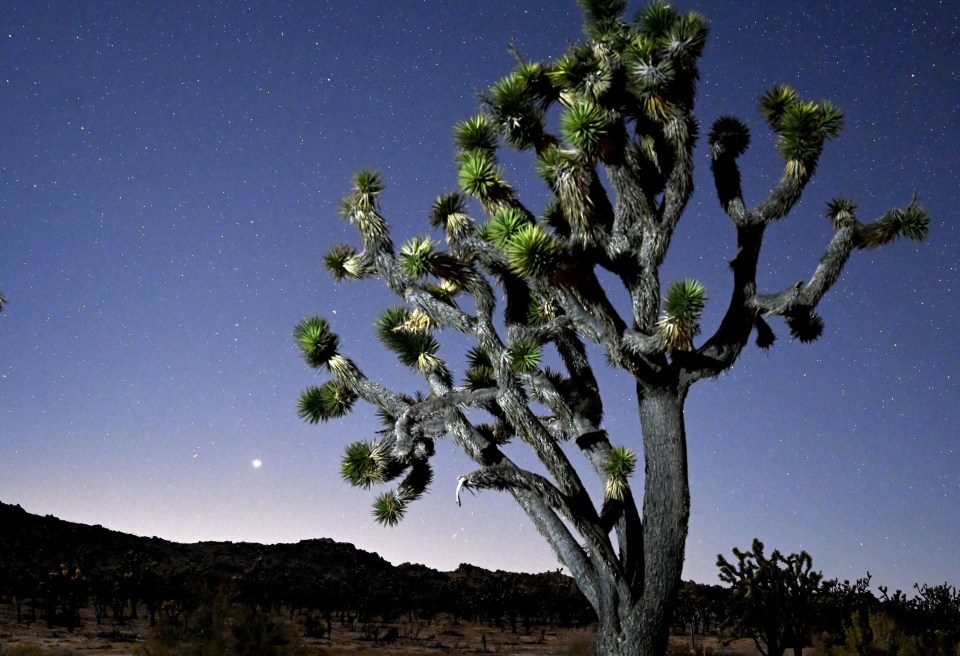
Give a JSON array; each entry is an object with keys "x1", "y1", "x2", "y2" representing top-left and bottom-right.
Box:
[{"x1": 1, "y1": 1, "x2": 957, "y2": 594}]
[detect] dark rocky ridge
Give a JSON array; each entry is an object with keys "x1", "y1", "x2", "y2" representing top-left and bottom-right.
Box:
[{"x1": 0, "y1": 500, "x2": 593, "y2": 629}]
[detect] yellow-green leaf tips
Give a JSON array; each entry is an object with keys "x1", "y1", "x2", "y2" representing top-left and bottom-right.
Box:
[
  {"x1": 604, "y1": 446, "x2": 637, "y2": 501},
  {"x1": 341, "y1": 440, "x2": 387, "y2": 489},
  {"x1": 294, "y1": 316, "x2": 339, "y2": 370},
  {"x1": 298, "y1": 381, "x2": 356, "y2": 423}
]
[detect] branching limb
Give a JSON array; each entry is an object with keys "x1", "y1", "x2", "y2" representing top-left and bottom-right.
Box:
[
  {"x1": 680, "y1": 198, "x2": 928, "y2": 386},
  {"x1": 455, "y1": 463, "x2": 627, "y2": 598},
  {"x1": 392, "y1": 388, "x2": 500, "y2": 460}
]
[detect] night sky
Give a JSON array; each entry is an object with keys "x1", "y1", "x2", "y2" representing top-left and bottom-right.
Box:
[{"x1": 1, "y1": 1, "x2": 957, "y2": 594}]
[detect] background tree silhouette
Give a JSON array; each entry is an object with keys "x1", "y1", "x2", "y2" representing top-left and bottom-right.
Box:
[
  {"x1": 294, "y1": 1, "x2": 929, "y2": 654},
  {"x1": 718, "y1": 539, "x2": 833, "y2": 656}
]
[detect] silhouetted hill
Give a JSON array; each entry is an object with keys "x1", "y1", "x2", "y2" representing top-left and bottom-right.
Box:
[{"x1": 0, "y1": 500, "x2": 594, "y2": 628}]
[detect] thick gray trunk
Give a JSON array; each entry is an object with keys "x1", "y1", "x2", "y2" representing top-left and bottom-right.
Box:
[
  {"x1": 638, "y1": 384, "x2": 690, "y2": 654},
  {"x1": 591, "y1": 385, "x2": 690, "y2": 656}
]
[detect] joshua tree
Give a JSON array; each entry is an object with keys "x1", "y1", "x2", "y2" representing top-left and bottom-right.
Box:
[
  {"x1": 293, "y1": 2, "x2": 928, "y2": 654},
  {"x1": 717, "y1": 539, "x2": 832, "y2": 656}
]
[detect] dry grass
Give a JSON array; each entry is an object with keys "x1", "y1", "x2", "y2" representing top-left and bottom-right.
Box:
[{"x1": 0, "y1": 603, "x2": 764, "y2": 656}]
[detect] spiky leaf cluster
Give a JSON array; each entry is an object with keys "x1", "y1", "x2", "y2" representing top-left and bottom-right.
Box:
[
  {"x1": 372, "y1": 490, "x2": 407, "y2": 526},
  {"x1": 376, "y1": 306, "x2": 441, "y2": 373},
  {"x1": 826, "y1": 198, "x2": 858, "y2": 229},
  {"x1": 349, "y1": 169, "x2": 384, "y2": 210},
  {"x1": 464, "y1": 345, "x2": 495, "y2": 389},
  {"x1": 399, "y1": 236, "x2": 437, "y2": 280},
  {"x1": 897, "y1": 204, "x2": 930, "y2": 242},
  {"x1": 337, "y1": 170, "x2": 392, "y2": 248},
  {"x1": 786, "y1": 310, "x2": 825, "y2": 343},
  {"x1": 535, "y1": 144, "x2": 566, "y2": 187},
  {"x1": 657, "y1": 278, "x2": 708, "y2": 351},
  {"x1": 298, "y1": 381, "x2": 357, "y2": 423},
  {"x1": 526, "y1": 294, "x2": 555, "y2": 327},
  {"x1": 581, "y1": 0, "x2": 626, "y2": 25},
  {"x1": 759, "y1": 85, "x2": 799, "y2": 128},
  {"x1": 429, "y1": 192, "x2": 471, "y2": 236},
  {"x1": 621, "y1": 4, "x2": 708, "y2": 112},
  {"x1": 454, "y1": 115, "x2": 498, "y2": 153},
  {"x1": 504, "y1": 223, "x2": 560, "y2": 279},
  {"x1": 341, "y1": 440, "x2": 387, "y2": 489},
  {"x1": 487, "y1": 72, "x2": 544, "y2": 150},
  {"x1": 639, "y1": 2, "x2": 679, "y2": 40},
  {"x1": 604, "y1": 446, "x2": 637, "y2": 501},
  {"x1": 708, "y1": 116, "x2": 750, "y2": 159},
  {"x1": 761, "y1": 86, "x2": 843, "y2": 179},
  {"x1": 485, "y1": 207, "x2": 528, "y2": 248},
  {"x1": 324, "y1": 243, "x2": 364, "y2": 281},
  {"x1": 508, "y1": 338, "x2": 543, "y2": 373},
  {"x1": 857, "y1": 202, "x2": 930, "y2": 249},
  {"x1": 294, "y1": 316, "x2": 339, "y2": 370},
  {"x1": 561, "y1": 100, "x2": 609, "y2": 156},
  {"x1": 458, "y1": 149, "x2": 502, "y2": 200}
]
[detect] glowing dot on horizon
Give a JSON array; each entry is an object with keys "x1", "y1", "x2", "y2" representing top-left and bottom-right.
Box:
[{"x1": 252, "y1": 459, "x2": 262, "y2": 469}]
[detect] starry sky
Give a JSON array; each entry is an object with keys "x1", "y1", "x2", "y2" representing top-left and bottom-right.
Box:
[{"x1": 1, "y1": 1, "x2": 957, "y2": 594}]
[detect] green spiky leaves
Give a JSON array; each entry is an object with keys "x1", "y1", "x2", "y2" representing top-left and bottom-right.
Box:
[
  {"x1": 465, "y1": 366, "x2": 496, "y2": 390},
  {"x1": 458, "y1": 149, "x2": 502, "y2": 200},
  {"x1": 485, "y1": 207, "x2": 528, "y2": 248},
  {"x1": 298, "y1": 381, "x2": 357, "y2": 423},
  {"x1": 376, "y1": 307, "x2": 442, "y2": 374},
  {"x1": 399, "y1": 236, "x2": 437, "y2": 280},
  {"x1": 345, "y1": 444, "x2": 433, "y2": 526},
  {"x1": 897, "y1": 203, "x2": 930, "y2": 242},
  {"x1": 294, "y1": 316, "x2": 339, "y2": 370},
  {"x1": 603, "y1": 446, "x2": 637, "y2": 501},
  {"x1": 639, "y1": 2, "x2": 679, "y2": 40},
  {"x1": 657, "y1": 278, "x2": 708, "y2": 351},
  {"x1": 504, "y1": 223, "x2": 560, "y2": 279},
  {"x1": 465, "y1": 346, "x2": 496, "y2": 390},
  {"x1": 454, "y1": 115, "x2": 498, "y2": 153},
  {"x1": 324, "y1": 243, "x2": 365, "y2": 281},
  {"x1": 338, "y1": 170, "x2": 391, "y2": 246},
  {"x1": 709, "y1": 116, "x2": 750, "y2": 159},
  {"x1": 430, "y1": 192, "x2": 471, "y2": 236},
  {"x1": 857, "y1": 202, "x2": 931, "y2": 248},
  {"x1": 488, "y1": 72, "x2": 544, "y2": 151},
  {"x1": 341, "y1": 440, "x2": 387, "y2": 489},
  {"x1": 348, "y1": 169, "x2": 384, "y2": 211},
  {"x1": 829, "y1": 197, "x2": 929, "y2": 248},
  {"x1": 508, "y1": 338, "x2": 542, "y2": 373},
  {"x1": 826, "y1": 198, "x2": 858, "y2": 229},
  {"x1": 666, "y1": 12, "x2": 708, "y2": 66},
  {"x1": 760, "y1": 86, "x2": 844, "y2": 179},
  {"x1": 372, "y1": 490, "x2": 407, "y2": 526},
  {"x1": 581, "y1": 0, "x2": 627, "y2": 25},
  {"x1": 560, "y1": 100, "x2": 609, "y2": 157},
  {"x1": 759, "y1": 85, "x2": 800, "y2": 129}
]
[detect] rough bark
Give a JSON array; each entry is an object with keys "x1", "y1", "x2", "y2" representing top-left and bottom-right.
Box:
[{"x1": 588, "y1": 385, "x2": 689, "y2": 656}]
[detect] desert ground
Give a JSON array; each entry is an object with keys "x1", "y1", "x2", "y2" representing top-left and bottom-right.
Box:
[{"x1": 0, "y1": 602, "x2": 763, "y2": 655}]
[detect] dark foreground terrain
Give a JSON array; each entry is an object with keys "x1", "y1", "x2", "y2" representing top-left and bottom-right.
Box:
[{"x1": 0, "y1": 501, "x2": 758, "y2": 655}]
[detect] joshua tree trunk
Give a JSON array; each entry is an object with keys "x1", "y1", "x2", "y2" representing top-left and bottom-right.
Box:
[
  {"x1": 639, "y1": 386, "x2": 690, "y2": 654},
  {"x1": 581, "y1": 385, "x2": 689, "y2": 656}
]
